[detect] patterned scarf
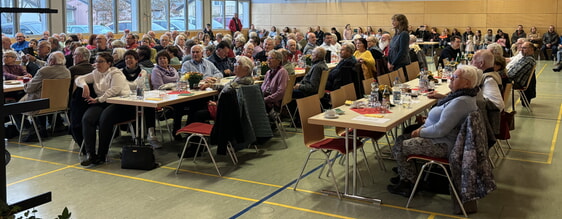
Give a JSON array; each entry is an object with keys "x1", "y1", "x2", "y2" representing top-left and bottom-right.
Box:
[{"x1": 436, "y1": 87, "x2": 479, "y2": 106}]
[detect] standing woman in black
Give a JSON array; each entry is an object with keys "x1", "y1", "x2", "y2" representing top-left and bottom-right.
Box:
[{"x1": 388, "y1": 14, "x2": 411, "y2": 77}]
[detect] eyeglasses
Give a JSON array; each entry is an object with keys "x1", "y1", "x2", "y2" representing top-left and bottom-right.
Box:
[
  {"x1": 3, "y1": 56, "x2": 15, "y2": 58},
  {"x1": 233, "y1": 63, "x2": 240, "y2": 67},
  {"x1": 451, "y1": 74, "x2": 464, "y2": 80}
]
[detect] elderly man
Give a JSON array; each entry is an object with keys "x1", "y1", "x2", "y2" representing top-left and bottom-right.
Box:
[
  {"x1": 120, "y1": 29, "x2": 131, "y2": 42},
  {"x1": 207, "y1": 41, "x2": 235, "y2": 77},
  {"x1": 19, "y1": 52, "x2": 71, "y2": 141},
  {"x1": 293, "y1": 47, "x2": 328, "y2": 98},
  {"x1": 471, "y1": 50, "x2": 504, "y2": 111},
  {"x1": 379, "y1": 33, "x2": 391, "y2": 56},
  {"x1": 105, "y1": 31, "x2": 115, "y2": 40},
  {"x1": 303, "y1": 32, "x2": 317, "y2": 55},
  {"x1": 286, "y1": 39, "x2": 302, "y2": 63},
  {"x1": 507, "y1": 38, "x2": 527, "y2": 69},
  {"x1": 90, "y1": 34, "x2": 111, "y2": 62},
  {"x1": 541, "y1": 25, "x2": 559, "y2": 60},
  {"x1": 320, "y1": 33, "x2": 339, "y2": 57},
  {"x1": 69, "y1": 47, "x2": 94, "y2": 78},
  {"x1": 438, "y1": 35, "x2": 462, "y2": 66},
  {"x1": 125, "y1": 34, "x2": 139, "y2": 50},
  {"x1": 254, "y1": 37, "x2": 275, "y2": 62},
  {"x1": 181, "y1": 44, "x2": 222, "y2": 80},
  {"x1": 296, "y1": 32, "x2": 307, "y2": 52},
  {"x1": 11, "y1": 32, "x2": 30, "y2": 52},
  {"x1": 2, "y1": 36, "x2": 13, "y2": 53},
  {"x1": 154, "y1": 34, "x2": 170, "y2": 51},
  {"x1": 326, "y1": 43, "x2": 360, "y2": 91},
  {"x1": 38, "y1": 31, "x2": 50, "y2": 42},
  {"x1": 23, "y1": 40, "x2": 51, "y2": 68},
  {"x1": 508, "y1": 41, "x2": 537, "y2": 106}
]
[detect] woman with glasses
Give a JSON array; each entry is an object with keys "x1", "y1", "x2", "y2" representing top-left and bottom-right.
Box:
[
  {"x1": 75, "y1": 52, "x2": 133, "y2": 166},
  {"x1": 261, "y1": 50, "x2": 288, "y2": 112}
]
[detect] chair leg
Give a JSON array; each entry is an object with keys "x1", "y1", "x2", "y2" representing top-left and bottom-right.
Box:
[
  {"x1": 294, "y1": 150, "x2": 315, "y2": 191},
  {"x1": 371, "y1": 139, "x2": 386, "y2": 171},
  {"x1": 284, "y1": 104, "x2": 298, "y2": 132},
  {"x1": 406, "y1": 161, "x2": 430, "y2": 208},
  {"x1": 176, "y1": 134, "x2": 197, "y2": 174},
  {"x1": 440, "y1": 163, "x2": 468, "y2": 218},
  {"x1": 321, "y1": 149, "x2": 342, "y2": 200},
  {"x1": 359, "y1": 147, "x2": 375, "y2": 183},
  {"x1": 518, "y1": 90, "x2": 533, "y2": 113},
  {"x1": 201, "y1": 136, "x2": 223, "y2": 176},
  {"x1": 18, "y1": 115, "x2": 25, "y2": 144},
  {"x1": 29, "y1": 116, "x2": 44, "y2": 147},
  {"x1": 504, "y1": 139, "x2": 512, "y2": 149},
  {"x1": 109, "y1": 125, "x2": 119, "y2": 150},
  {"x1": 275, "y1": 114, "x2": 288, "y2": 149},
  {"x1": 226, "y1": 142, "x2": 238, "y2": 165}
]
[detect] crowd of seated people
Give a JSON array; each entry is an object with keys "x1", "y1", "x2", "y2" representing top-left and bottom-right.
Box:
[{"x1": 1, "y1": 21, "x2": 549, "y2": 167}]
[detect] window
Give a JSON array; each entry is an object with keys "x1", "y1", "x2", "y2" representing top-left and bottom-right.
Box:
[
  {"x1": 92, "y1": 0, "x2": 114, "y2": 31},
  {"x1": 19, "y1": 0, "x2": 48, "y2": 36},
  {"x1": 119, "y1": 0, "x2": 139, "y2": 32},
  {"x1": 1, "y1": 1, "x2": 15, "y2": 37},
  {"x1": 151, "y1": 0, "x2": 186, "y2": 31},
  {"x1": 211, "y1": 1, "x2": 224, "y2": 29},
  {"x1": 188, "y1": 0, "x2": 203, "y2": 30},
  {"x1": 238, "y1": 1, "x2": 250, "y2": 28}
]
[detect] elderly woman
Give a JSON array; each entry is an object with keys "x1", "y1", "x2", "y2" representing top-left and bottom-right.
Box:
[
  {"x1": 151, "y1": 51, "x2": 179, "y2": 89},
  {"x1": 387, "y1": 65, "x2": 480, "y2": 197},
  {"x1": 286, "y1": 39, "x2": 302, "y2": 63},
  {"x1": 112, "y1": 48, "x2": 127, "y2": 69},
  {"x1": 487, "y1": 43, "x2": 504, "y2": 57},
  {"x1": 353, "y1": 37, "x2": 376, "y2": 79},
  {"x1": 75, "y1": 53, "x2": 133, "y2": 166},
  {"x1": 174, "y1": 34, "x2": 187, "y2": 57},
  {"x1": 262, "y1": 50, "x2": 289, "y2": 111},
  {"x1": 3, "y1": 50, "x2": 31, "y2": 80},
  {"x1": 186, "y1": 56, "x2": 255, "y2": 125},
  {"x1": 242, "y1": 42, "x2": 255, "y2": 61}
]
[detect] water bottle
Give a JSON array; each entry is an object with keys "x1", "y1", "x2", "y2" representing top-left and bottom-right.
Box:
[
  {"x1": 369, "y1": 80, "x2": 379, "y2": 107},
  {"x1": 392, "y1": 77, "x2": 401, "y2": 103},
  {"x1": 136, "y1": 76, "x2": 144, "y2": 99},
  {"x1": 419, "y1": 68, "x2": 428, "y2": 92}
]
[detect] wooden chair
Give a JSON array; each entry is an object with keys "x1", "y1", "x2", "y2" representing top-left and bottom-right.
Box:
[
  {"x1": 513, "y1": 67, "x2": 535, "y2": 114},
  {"x1": 362, "y1": 78, "x2": 374, "y2": 95},
  {"x1": 294, "y1": 95, "x2": 366, "y2": 199},
  {"x1": 341, "y1": 83, "x2": 357, "y2": 101},
  {"x1": 388, "y1": 70, "x2": 400, "y2": 84},
  {"x1": 377, "y1": 74, "x2": 391, "y2": 86},
  {"x1": 274, "y1": 74, "x2": 297, "y2": 145},
  {"x1": 317, "y1": 70, "x2": 329, "y2": 100},
  {"x1": 330, "y1": 88, "x2": 387, "y2": 171},
  {"x1": 405, "y1": 61, "x2": 420, "y2": 81},
  {"x1": 18, "y1": 78, "x2": 71, "y2": 147},
  {"x1": 396, "y1": 68, "x2": 407, "y2": 83},
  {"x1": 170, "y1": 64, "x2": 182, "y2": 71}
]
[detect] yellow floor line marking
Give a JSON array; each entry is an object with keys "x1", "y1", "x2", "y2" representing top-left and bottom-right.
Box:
[
  {"x1": 507, "y1": 149, "x2": 549, "y2": 155},
  {"x1": 547, "y1": 103, "x2": 562, "y2": 164},
  {"x1": 502, "y1": 157, "x2": 549, "y2": 164},
  {"x1": 10, "y1": 155, "x2": 463, "y2": 219},
  {"x1": 536, "y1": 63, "x2": 547, "y2": 78},
  {"x1": 14, "y1": 142, "x2": 79, "y2": 154},
  {"x1": 427, "y1": 214, "x2": 436, "y2": 219}
]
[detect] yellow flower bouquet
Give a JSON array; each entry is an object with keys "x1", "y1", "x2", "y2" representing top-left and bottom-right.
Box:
[{"x1": 181, "y1": 71, "x2": 203, "y2": 89}]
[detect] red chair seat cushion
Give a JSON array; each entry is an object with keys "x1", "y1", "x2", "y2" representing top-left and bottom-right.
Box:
[
  {"x1": 176, "y1": 122, "x2": 213, "y2": 136},
  {"x1": 309, "y1": 138, "x2": 363, "y2": 154},
  {"x1": 407, "y1": 155, "x2": 449, "y2": 165},
  {"x1": 338, "y1": 129, "x2": 386, "y2": 140}
]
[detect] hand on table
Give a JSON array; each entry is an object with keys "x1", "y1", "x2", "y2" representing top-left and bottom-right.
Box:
[{"x1": 427, "y1": 91, "x2": 445, "y2": 99}]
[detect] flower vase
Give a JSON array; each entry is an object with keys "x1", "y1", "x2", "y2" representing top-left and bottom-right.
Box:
[
  {"x1": 189, "y1": 79, "x2": 200, "y2": 90},
  {"x1": 260, "y1": 65, "x2": 269, "y2": 76}
]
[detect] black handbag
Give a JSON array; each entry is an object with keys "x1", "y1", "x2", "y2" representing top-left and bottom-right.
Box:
[{"x1": 121, "y1": 146, "x2": 158, "y2": 170}]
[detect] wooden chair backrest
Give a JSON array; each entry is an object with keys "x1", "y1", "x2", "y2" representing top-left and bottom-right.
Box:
[
  {"x1": 377, "y1": 74, "x2": 391, "y2": 86},
  {"x1": 341, "y1": 83, "x2": 357, "y2": 101},
  {"x1": 281, "y1": 74, "x2": 297, "y2": 107},
  {"x1": 406, "y1": 61, "x2": 420, "y2": 81},
  {"x1": 389, "y1": 70, "x2": 400, "y2": 84},
  {"x1": 39, "y1": 78, "x2": 71, "y2": 114},
  {"x1": 362, "y1": 78, "x2": 373, "y2": 95},
  {"x1": 397, "y1": 68, "x2": 407, "y2": 83},
  {"x1": 330, "y1": 88, "x2": 346, "y2": 108},
  {"x1": 171, "y1": 64, "x2": 182, "y2": 71},
  {"x1": 317, "y1": 70, "x2": 329, "y2": 99},
  {"x1": 502, "y1": 83, "x2": 512, "y2": 104},
  {"x1": 297, "y1": 95, "x2": 325, "y2": 146}
]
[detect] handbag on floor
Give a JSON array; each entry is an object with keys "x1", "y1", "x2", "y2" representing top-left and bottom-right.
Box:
[{"x1": 121, "y1": 145, "x2": 158, "y2": 170}]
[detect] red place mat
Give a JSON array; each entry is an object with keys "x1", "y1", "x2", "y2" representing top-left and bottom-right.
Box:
[
  {"x1": 350, "y1": 107, "x2": 392, "y2": 114},
  {"x1": 167, "y1": 91, "x2": 192, "y2": 95}
]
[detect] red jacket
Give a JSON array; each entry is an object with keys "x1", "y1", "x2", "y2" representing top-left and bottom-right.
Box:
[{"x1": 229, "y1": 18, "x2": 242, "y2": 32}]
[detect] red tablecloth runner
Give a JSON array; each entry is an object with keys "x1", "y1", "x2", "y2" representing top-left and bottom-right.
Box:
[
  {"x1": 167, "y1": 91, "x2": 192, "y2": 95},
  {"x1": 350, "y1": 107, "x2": 392, "y2": 114}
]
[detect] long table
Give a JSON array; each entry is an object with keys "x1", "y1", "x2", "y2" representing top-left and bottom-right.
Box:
[
  {"x1": 307, "y1": 79, "x2": 450, "y2": 203},
  {"x1": 106, "y1": 89, "x2": 218, "y2": 144},
  {"x1": 3, "y1": 81, "x2": 25, "y2": 93}
]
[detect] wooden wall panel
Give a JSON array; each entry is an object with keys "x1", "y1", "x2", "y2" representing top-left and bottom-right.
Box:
[
  {"x1": 251, "y1": 0, "x2": 562, "y2": 36},
  {"x1": 251, "y1": 3, "x2": 270, "y2": 15},
  {"x1": 487, "y1": 0, "x2": 557, "y2": 14},
  {"x1": 323, "y1": 2, "x2": 369, "y2": 15},
  {"x1": 425, "y1": 0, "x2": 487, "y2": 14},
  {"x1": 368, "y1": 1, "x2": 425, "y2": 14}
]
